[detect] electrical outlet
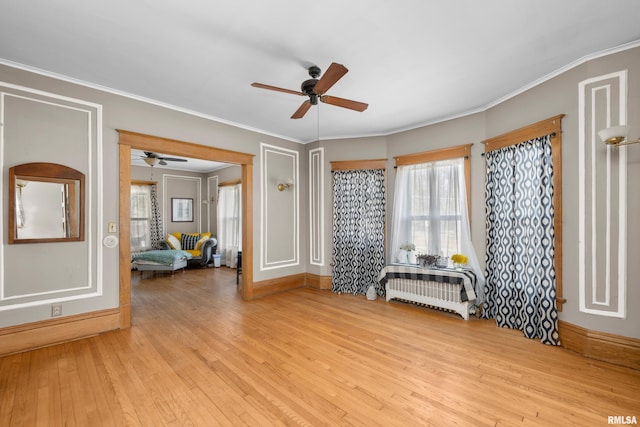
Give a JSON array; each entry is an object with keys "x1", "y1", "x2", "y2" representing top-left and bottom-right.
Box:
[{"x1": 51, "y1": 304, "x2": 62, "y2": 317}]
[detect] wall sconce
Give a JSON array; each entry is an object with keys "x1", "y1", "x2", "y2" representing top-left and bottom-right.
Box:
[
  {"x1": 598, "y1": 125, "x2": 640, "y2": 147},
  {"x1": 277, "y1": 179, "x2": 293, "y2": 192}
]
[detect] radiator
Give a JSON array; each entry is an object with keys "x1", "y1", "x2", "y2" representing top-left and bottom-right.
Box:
[{"x1": 385, "y1": 278, "x2": 472, "y2": 320}]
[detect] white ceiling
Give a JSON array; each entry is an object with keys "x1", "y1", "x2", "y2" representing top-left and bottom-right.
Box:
[
  {"x1": 131, "y1": 149, "x2": 228, "y2": 173},
  {"x1": 1, "y1": 0, "x2": 640, "y2": 145}
]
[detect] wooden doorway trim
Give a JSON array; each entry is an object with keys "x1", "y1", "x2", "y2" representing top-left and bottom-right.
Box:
[{"x1": 117, "y1": 130, "x2": 254, "y2": 329}]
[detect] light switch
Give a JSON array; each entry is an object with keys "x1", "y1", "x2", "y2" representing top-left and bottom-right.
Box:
[{"x1": 108, "y1": 222, "x2": 117, "y2": 233}]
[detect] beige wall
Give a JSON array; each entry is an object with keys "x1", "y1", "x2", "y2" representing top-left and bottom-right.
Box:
[
  {"x1": 0, "y1": 63, "x2": 304, "y2": 327},
  {"x1": 133, "y1": 165, "x2": 209, "y2": 235},
  {"x1": 386, "y1": 48, "x2": 638, "y2": 338},
  {"x1": 1, "y1": 44, "x2": 638, "y2": 339},
  {"x1": 305, "y1": 47, "x2": 639, "y2": 339},
  {"x1": 307, "y1": 135, "x2": 389, "y2": 277}
]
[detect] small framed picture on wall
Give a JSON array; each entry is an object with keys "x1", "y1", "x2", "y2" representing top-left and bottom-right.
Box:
[{"x1": 171, "y1": 198, "x2": 193, "y2": 222}]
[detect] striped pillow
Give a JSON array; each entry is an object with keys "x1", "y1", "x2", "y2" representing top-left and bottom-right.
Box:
[{"x1": 181, "y1": 233, "x2": 200, "y2": 250}]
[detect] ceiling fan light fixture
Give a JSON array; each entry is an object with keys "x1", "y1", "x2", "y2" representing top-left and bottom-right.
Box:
[{"x1": 144, "y1": 157, "x2": 160, "y2": 166}]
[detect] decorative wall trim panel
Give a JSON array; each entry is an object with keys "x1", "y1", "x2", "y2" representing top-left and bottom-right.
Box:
[
  {"x1": 0, "y1": 83, "x2": 103, "y2": 309},
  {"x1": 578, "y1": 70, "x2": 627, "y2": 318},
  {"x1": 260, "y1": 143, "x2": 299, "y2": 270},
  {"x1": 309, "y1": 148, "x2": 325, "y2": 266},
  {"x1": 207, "y1": 175, "x2": 218, "y2": 232}
]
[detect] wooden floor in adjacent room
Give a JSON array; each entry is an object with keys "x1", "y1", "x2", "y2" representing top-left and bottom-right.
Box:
[{"x1": 1, "y1": 267, "x2": 639, "y2": 426}]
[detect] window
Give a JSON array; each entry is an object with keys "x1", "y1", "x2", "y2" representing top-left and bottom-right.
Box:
[
  {"x1": 217, "y1": 182, "x2": 242, "y2": 267},
  {"x1": 390, "y1": 144, "x2": 472, "y2": 259},
  {"x1": 401, "y1": 158, "x2": 464, "y2": 257},
  {"x1": 130, "y1": 184, "x2": 152, "y2": 252}
]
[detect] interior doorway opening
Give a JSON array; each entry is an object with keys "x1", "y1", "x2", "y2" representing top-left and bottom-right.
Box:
[{"x1": 117, "y1": 130, "x2": 254, "y2": 329}]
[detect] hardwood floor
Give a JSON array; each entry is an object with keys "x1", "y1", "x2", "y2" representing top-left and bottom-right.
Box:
[{"x1": 1, "y1": 267, "x2": 639, "y2": 426}]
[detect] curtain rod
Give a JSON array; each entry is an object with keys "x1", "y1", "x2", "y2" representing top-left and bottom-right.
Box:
[
  {"x1": 393, "y1": 155, "x2": 469, "y2": 168},
  {"x1": 480, "y1": 132, "x2": 557, "y2": 156}
]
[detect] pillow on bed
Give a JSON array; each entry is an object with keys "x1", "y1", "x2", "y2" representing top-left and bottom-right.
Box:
[
  {"x1": 181, "y1": 233, "x2": 200, "y2": 250},
  {"x1": 166, "y1": 233, "x2": 181, "y2": 250}
]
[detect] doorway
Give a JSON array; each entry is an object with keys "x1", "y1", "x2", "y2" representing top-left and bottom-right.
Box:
[{"x1": 117, "y1": 130, "x2": 254, "y2": 329}]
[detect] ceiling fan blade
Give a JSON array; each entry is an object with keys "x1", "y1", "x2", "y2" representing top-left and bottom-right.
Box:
[
  {"x1": 313, "y1": 63, "x2": 348, "y2": 95},
  {"x1": 159, "y1": 160, "x2": 167, "y2": 166},
  {"x1": 291, "y1": 100, "x2": 312, "y2": 119},
  {"x1": 158, "y1": 156, "x2": 187, "y2": 162},
  {"x1": 320, "y1": 95, "x2": 368, "y2": 112},
  {"x1": 251, "y1": 82, "x2": 305, "y2": 96}
]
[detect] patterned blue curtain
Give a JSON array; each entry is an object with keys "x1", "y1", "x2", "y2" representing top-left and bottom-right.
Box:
[
  {"x1": 149, "y1": 184, "x2": 163, "y2": 249},
  {"x1": 483, "y1": 135, "x2": 559, "y2": 345},
  {"x1": 332, "y1": 169, "x2": 386, "y2": 296}
]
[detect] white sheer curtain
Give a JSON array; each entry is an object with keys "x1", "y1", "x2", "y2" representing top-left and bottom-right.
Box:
[
  {"x1": 217, "y1": 184, "x2": 242, "y2": 268},
  {"x1": 130, "y1": 184, "x2": 151, "y2": 252},
  {"x1": 390, "y1": 158, "x2": 485, "y2": 301}
]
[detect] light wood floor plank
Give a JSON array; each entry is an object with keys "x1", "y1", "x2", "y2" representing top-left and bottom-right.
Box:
[{"x1": 1, "y1": 267, "x2": 639, "y2": 426}]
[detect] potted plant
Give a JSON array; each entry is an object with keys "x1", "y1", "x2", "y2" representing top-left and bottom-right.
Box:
[
  {"x1": 451, "y1": 253, "x2": 468, "y2": 270},
  {"x1": 398, "y1": 242, "x2": 416, "y2": 264}
]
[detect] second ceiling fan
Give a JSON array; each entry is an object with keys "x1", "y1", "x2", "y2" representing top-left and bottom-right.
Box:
[{"x1": 251, "y1": 62, "x2": 368, "y2": 119}]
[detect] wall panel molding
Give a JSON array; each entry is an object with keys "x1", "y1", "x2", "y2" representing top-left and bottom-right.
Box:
[
  {"x1": 0, "y1": 83, "x2": 103, "y2": 311},
  {"x1": 309, "y1": 148, "x2": 325, "y2": 266},
  {"x1": 206, "y1": 175, "x2": 218, "y2": 232},
  {"x1": 578, "y1": 70, "x2": 627, "y2": 318},
  {"x1": 260, "y1": 144, "x2": 299, "y2": 270}
]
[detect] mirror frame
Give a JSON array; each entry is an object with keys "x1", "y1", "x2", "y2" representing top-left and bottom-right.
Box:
[{"x1": 8, "y1": 162, "x2": 85, "y2": 244}]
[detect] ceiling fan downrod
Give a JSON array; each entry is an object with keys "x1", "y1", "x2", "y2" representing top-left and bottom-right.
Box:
[{"x1": 301, "y1": 65, "x2": 321, "y2": 105}]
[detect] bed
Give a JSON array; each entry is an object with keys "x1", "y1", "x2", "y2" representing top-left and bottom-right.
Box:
[
  {"x1": 132, "y1": 250, "x2": 192, "y2": 275},
  {"x1": 378, "y1": 264, "x2": 478, "y2": 320}
]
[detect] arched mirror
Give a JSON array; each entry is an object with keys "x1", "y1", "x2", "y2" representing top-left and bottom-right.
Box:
[{"x1": 8, "y1": 162, "x2": 85, "y2": 244}]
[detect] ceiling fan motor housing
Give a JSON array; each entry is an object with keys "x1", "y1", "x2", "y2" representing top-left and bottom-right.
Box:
[{"x1": 301, "y1": 78, "x2": 319, "y2": 104}]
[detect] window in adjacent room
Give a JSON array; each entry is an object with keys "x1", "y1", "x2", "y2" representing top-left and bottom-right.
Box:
[
  {"x1": 218, "y1": 181, "x2": 242, "y2": 267},
  {"x1": 130, "y1": 184, "x2": 152, "y2": 252}
]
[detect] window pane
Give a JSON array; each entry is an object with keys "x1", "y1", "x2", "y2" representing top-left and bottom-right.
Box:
[
  {"x1": 130, "y1": 185, "x2": 152, "y2": 251},
  {"x1": 406, "y1": 159, "x2": 463, "y2": 257},
  {"x1": 131, "y1": 219, "x2": 151, "y2": 251}
]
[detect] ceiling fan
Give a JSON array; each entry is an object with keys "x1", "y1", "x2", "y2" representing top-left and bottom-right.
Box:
[
  {"x1": 138, "y1": 152, "x2": 188, "y2": 166},
  {"x1": 251, "y1": 62, "x2": 368, "y2": 119}
]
